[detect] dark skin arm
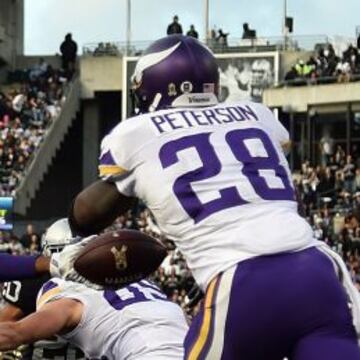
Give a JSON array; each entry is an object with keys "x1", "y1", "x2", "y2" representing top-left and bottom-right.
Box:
[
  {"x1": 70, "y1": 180, "x2": 135, "y2": 236},
  {"x1": 0, "y1": 298, "x2": 82, "y2": 351}
]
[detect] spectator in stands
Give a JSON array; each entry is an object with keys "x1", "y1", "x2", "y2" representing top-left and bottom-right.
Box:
[
  {"x1": 217, "y1": 29, "x2": 229, "y2": 47},
  {"x1": 319, "y1": 133, "x2": 334, "y2": 166},
  {"x1": 186, "y1": 25, "x2": 198, "y2": 39},
  {"x1": 284, "y1": 66, "x2": 298, "y2": 81},
  {"x1": 20, "y1": 224, "x2": 38, "y2": 249},
  {"x1": 336, "y1": 58, "x2": 351, "y2": 83},
  {"x1": 343, "y1": 155, "x2": 356, "y2": 193},
  {"x1": 29, "y1": 58, "x2": 48, "y2": 81},
  {"x1": 294, "y1": 59, "x2": 313, "y2": 78},
  {"x1": 60, "y1": 33, "x2": 78, "y2": 76},
  {"x1": 242, "y1": 23, "x2": 256, "y2": 39},
  {"x1": 167, "y1": 15, "x2": 183, "y2": 35}
]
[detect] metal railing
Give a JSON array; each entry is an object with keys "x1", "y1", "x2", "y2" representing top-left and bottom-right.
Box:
[
  {"x1": 277, "y1": 73, "x2": 360, "y2": 88},
  {"x1": 82, "y1": 34, "x2": 335, "y2": 57}
]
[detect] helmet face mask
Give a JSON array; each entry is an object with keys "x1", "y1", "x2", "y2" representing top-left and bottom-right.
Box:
[
  {"x1": 41, "y1": 218, "x2": 73, "y2": 257},
  {"x1": 131, "y1": 35, "x2": 219, "y2": 114}
]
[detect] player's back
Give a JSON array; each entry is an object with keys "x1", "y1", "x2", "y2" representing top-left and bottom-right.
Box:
[
  {"x1": 100, "y1": 100, "x2": 316, "y2": 289},
  {"x1": 37, "y1": 278, "x2": 188, "y2": 360}
]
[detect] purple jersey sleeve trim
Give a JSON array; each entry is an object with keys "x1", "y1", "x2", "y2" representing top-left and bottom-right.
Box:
[
  {"x1": 99, "y1": 150, "x2": 116, "y2": 165},
  {"x1": 0, "y1": 254, "x2": 37, "y2": 281}
]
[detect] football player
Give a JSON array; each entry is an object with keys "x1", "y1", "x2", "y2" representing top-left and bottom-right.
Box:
[
  {"x1": 0, "y1": 277, "x2": 188, "y2": 359},
  {"x1": 0, "y1": 219, "x2": 85, "y2": 360},
  {"x1": 65, "y1": 35, "x2": 360, "y2": 359}
]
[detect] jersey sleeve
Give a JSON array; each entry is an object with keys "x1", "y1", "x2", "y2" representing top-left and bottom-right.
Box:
[
  {"x1": 98, "y1": 123, "x2": 139, "y2": 197},
  {"x1": 255, "y1": 103, "x2": 290, "y2": 146},
  {"x1": 36, "y1": 279, "x2": 90, "y2": 310}
]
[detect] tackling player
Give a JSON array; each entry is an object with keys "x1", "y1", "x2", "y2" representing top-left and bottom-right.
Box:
[
  {"x1": 0, "y1": 219, "x2": 85, "y2": 360},
  {"x1": 0, "y1": 278, "x2": 188, "y2": 359},
  {"x1": 65, "y1": 35, "x2": 360, "y2": 359}
]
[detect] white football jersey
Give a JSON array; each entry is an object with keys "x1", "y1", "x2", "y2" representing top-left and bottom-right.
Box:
[
  {"x1": 36, "y1": 278, "x2": 188, "y2": 360},
  {"x1": 99, "y1": 101, "x2": 316, "y2": 289}
]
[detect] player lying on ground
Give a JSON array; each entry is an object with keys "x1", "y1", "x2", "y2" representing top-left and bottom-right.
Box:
[
  {"x1": 0, "y1": 219, "x2": 85, "y2": 360},
  {"x1": 66, "y1": 35, "x2": 360, "y2": 359},
  {"x1": 0, "y1": 276, "x2": 188, "y2": 360}
]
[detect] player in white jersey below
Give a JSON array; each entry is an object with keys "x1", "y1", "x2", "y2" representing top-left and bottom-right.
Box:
[
  {"x1": 63, "y1": 35, "x2": 360, "y2": 359},
  {"x1": 0, "y1": 219, "x2": 85, "y2": 360},
  {"x1": 0, "y1": 240, "x2": 188, "y2": 359}
]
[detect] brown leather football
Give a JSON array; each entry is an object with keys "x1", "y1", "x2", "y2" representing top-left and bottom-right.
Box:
[{"x1": 73, "y1": 229, "x2": 167, "y2": 287}]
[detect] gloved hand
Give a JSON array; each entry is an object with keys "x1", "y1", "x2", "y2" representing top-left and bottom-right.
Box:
[{"x1": 49, "y1": 235, "x2": 103, "y2": 290}]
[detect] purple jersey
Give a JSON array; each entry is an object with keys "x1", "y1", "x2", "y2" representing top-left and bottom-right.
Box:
[{"x1": 0, "y1": 254, "x2": 37, "y2": 281}]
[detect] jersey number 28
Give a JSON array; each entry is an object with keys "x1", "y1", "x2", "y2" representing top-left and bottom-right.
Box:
[{"x1": 159, "y1": 128, "x2": 294, "y2": 223}]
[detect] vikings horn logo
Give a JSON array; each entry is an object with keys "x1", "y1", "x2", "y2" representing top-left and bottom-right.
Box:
[
  {"x1": 111, "y1": 245, "x2": 128, "y2": 271},
  {"x1": 131, "y1": 42, "x2": 181, "y2": 85}
]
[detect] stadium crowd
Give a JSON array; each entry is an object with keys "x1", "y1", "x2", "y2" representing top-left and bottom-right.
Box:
[
  {"x1": 0, "y1": 60, "x2": 70, "y2": 196},
  {"x1": 1, "y1": 145, "x2": 359, "y2": 316},
  {"x1": 285, "y1": 43, "x2": 360, "y2": 84}
]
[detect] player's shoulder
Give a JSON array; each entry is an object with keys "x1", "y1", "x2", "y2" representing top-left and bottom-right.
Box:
[
  {"x1": 107, "y1": 112, "x2": 155, "y2": 140},
  {"x1": 36, "y1": 278, "x2": 89, "y2": 309}
]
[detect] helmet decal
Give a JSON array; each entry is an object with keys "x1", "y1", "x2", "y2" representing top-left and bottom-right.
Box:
[
  {"x1": 131, "y1": 35, "x2": 219, "y2": 114},
  {"x1": 132, "y1": 41, "x2": 181, "y2": 84}
]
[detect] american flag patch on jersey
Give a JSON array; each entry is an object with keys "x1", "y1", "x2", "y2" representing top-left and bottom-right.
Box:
[{"x1": 203, "y1": 83, "x2": 215, "y2": 93}]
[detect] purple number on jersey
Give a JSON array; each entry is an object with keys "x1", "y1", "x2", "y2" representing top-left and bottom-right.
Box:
[
  {"x1": 104, "y1": 281, "x2": 167, "y2": 311},
  {"x1": 226, "y1": 128, "x2": 294, "y2": 200},
  {"x1": 159, "y1": 128, "x2": 295, "y2": 223},
  {"x1": 159, "y1": 133, "x2": 247, "y2": 223}
]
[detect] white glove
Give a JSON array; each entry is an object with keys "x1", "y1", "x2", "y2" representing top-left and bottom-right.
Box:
[{"x1": 49, "y1": 235, "x2": 103, "y2": 290}]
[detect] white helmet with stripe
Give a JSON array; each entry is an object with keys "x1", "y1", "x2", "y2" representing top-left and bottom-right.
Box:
[{"x1": 41, "y1": 218, "x2": 73, "y2": 256}]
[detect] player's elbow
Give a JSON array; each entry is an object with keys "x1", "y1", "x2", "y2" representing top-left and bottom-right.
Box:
[
  {"x1": 70, "y1": 181, "x2": 121, "y2": 236},
  {"x1": 73, "y1": 191, "x2": 93, "y2": 225},
  {"x1": 70, "y1": 191, "x2": 97, "y2": 236}
]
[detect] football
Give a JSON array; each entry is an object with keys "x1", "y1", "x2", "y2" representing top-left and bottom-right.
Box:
[{"x1": 73, "y1": 229, "x2": 168, "y2": 287}]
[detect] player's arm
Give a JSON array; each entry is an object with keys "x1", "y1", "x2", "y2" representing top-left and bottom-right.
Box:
[
  {"x1": 69, "y1": 180, "x2": 135, "y2": 237},
  {"x1": 69, "y1": 128, "x2": 137, "y2": 237},
  {"x1": 0, "y1": 254, "x2": 49, "y2": 281},
  {"x1": 0, "y1": 298, "x2": 82, "y2": 351}
]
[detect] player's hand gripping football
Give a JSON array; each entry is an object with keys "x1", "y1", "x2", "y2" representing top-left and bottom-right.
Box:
[{"x1": 49, "y1": 235, "x2": 103, "y2": 290}]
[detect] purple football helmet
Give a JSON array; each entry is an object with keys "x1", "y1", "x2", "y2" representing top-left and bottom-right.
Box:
[{"x1": 131, "y1": 35, "x2": 219, "y2": 114}]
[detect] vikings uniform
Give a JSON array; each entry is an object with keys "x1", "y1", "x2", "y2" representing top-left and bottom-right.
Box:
[
  {"x1": 99, "y1": 101, "x2": 360, "y2": 359},
  {"x1": 2, "y1": 276, "x2": 85, "y2": 360},
  {"x1": 36, "y1": 278, "x2": 187, "y2": 360},
  {"x1": 97, "y1": 35, "x2": 360, "y2": 359},
  {"x1": 99, "y1": 101, "x2": 315, "y2": 289}
]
